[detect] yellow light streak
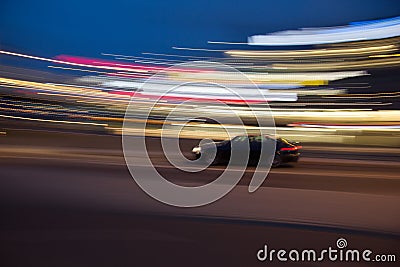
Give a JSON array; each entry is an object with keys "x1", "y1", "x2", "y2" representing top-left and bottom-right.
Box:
[
  {"x1": 0, "y1": 114, "x2": 108, "y2": 126},
  {"x1": 226, "y1": 44, "x2": 397, "y2": 58}
]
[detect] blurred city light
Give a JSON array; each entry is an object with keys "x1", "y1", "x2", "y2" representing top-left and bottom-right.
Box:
[{"x1": 1, "y1": 16, "x2": 400, "y2": 147}]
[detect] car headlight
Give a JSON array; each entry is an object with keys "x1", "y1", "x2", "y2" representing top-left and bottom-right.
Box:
[{"x1": 192, "y1": 146, "x2": 201, "y2": 154}]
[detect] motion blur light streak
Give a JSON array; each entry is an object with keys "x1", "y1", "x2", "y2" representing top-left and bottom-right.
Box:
[
  {"x1": 1, "y1": 16, "x2": 400, "y2": 146},
  {"x1": 226, "y1": 44, "x2": 396, "y2": 58},
  {"x1": 0, "y1": 114, "x2": 108, "y2": 126},
  {"x1": 248, "y1": 16, "x2": 400, "y2": 45}
]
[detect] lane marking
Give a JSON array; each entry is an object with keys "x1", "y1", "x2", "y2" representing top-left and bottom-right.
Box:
[
  {"x1": 1, "y1": 155, "x2": 399, "y2": 180},
  {"x1": 300, "y1": 157, "x2": 400, "y2": 167},
  {"x1": 0, "y1": 146, "x2": 399, "y2": 164}
]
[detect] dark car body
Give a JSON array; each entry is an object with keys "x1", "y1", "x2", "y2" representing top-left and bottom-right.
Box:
[{"x1": 192, "y1": 135, "x2": 301, "y2": 167}]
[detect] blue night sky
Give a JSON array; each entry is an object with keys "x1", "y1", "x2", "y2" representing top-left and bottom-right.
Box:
[{"x1": 1, "y1": 0, "x2": 400, "y2": 58}]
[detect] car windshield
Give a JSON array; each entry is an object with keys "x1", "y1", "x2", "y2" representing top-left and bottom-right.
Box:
[
  {"x1": 278, "y1": 137, "x2": 291, "y2": 144},
  {"x1": 232, "y1": 136, "x2": 249, "y2": 142},
  {"x1": 253, "y1": 135, "x2": 264, "y2": 142}
]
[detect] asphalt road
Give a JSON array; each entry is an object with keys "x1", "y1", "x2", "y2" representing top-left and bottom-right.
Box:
[
  {"x1": 1, "y1": 128, "x2": 399, "y2": 195},
  {"x1": 1, "y1": 129, "x2": 399, "y2": 266}
]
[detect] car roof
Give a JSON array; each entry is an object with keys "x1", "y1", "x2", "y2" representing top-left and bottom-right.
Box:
[{"x1": 233, "y1": 134, "x2": 277, "y2": 139}]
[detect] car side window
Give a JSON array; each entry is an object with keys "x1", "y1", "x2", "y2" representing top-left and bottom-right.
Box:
[
  {"x1": 261, "y1": 136, "x2": 270, "y2": 142},
  {"x1": 254, "y1": 135, "x2": 263, "y2": 142},
  {"x1": 232, "y1": 136, "x2": 248, "y2": 142}
]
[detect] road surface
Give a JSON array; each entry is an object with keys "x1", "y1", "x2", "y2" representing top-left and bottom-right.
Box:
[{"x1": 1, "y1": 129, "x2": 399, "y2": 266}]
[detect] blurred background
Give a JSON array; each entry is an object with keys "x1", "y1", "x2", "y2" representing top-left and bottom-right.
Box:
[
  {"x1": 1, "y1": 1, "x2": 400, "y2": 145},
  {"x1": 1, "y1": 1, "x2": 400, "y2": 266}
]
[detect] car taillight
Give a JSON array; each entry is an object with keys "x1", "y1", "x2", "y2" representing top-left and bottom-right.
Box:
[{"x1": 280, "y1": 146, "x2": 302, "y2": 151}]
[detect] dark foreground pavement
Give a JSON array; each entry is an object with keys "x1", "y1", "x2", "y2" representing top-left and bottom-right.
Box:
[{"x1": 0, "y1": 129, "x2": 399, "y2": 266}]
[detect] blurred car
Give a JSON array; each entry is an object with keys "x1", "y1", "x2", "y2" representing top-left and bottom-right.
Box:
[{"x1": 192, "y1": 135, "x2": 301, "y2": 167}]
